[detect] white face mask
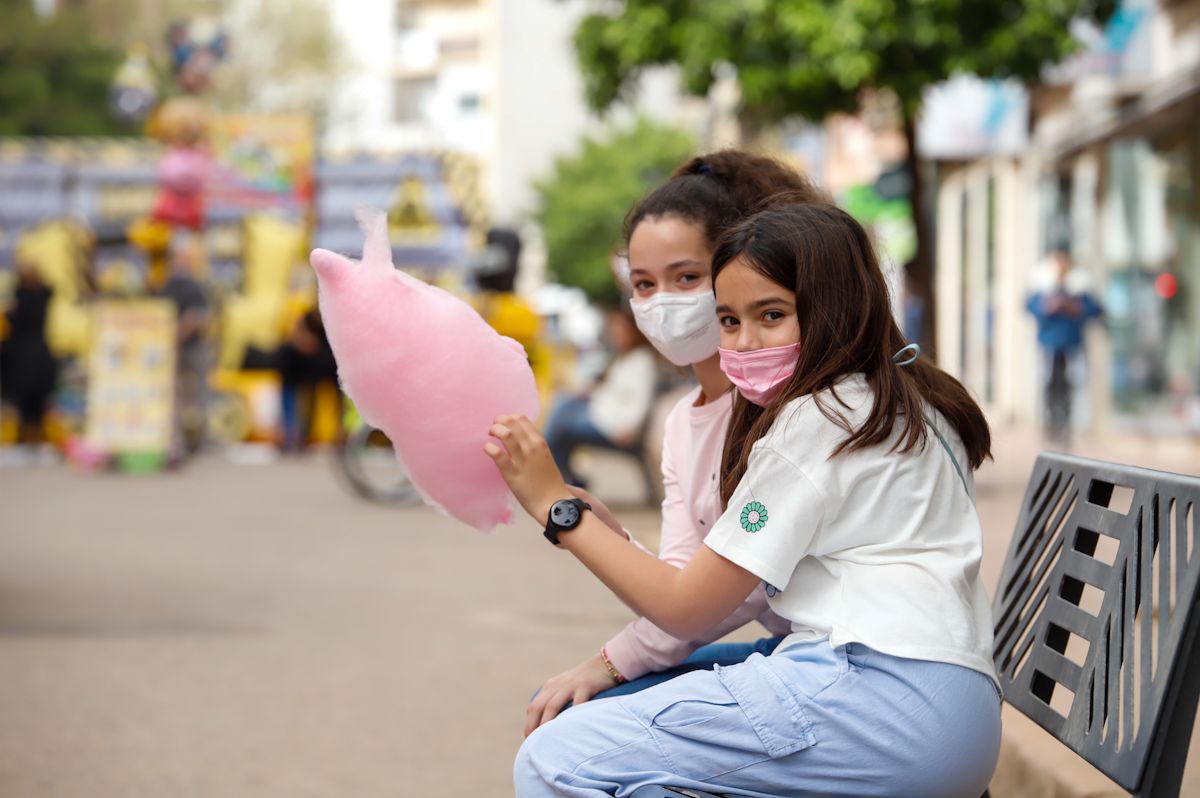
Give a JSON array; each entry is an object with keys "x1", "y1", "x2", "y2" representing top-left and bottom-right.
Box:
[{"x1": 630, "y1": 291, "x2": 720, "y2": 367}]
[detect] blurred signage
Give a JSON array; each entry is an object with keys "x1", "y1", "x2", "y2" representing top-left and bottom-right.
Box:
[
  {"x1": 85, "y1": 300, "x2": 176, "y2": 453},
  {"x1": 1045, "y1": 0, "x2": 1154, "y2": 83},
  {"x1": 96, "y1": 182, "x2": 158, "y2": 222},
  {"x1": 0, "y1": 160, "x2": 68, "y2": 226},
  {"x1": 918, "y1": 75, "x2": 1029, "y2": 160},
  {"x1": 0, "y1": 157, "x2": 69, "y2": 270},
  {"x1": 0, "y1": 138, "x2": 483, "y2": 281},
  {"x1": 314, "y1": 153, "x2": 478, "y2": 270},
  {"x1": 207, "y1": 114, "x2": 314, "y2": 219},
  {"x1": 842, "y1": 180, "x2": 916, "y2": 269},
  {"x1": 388, "y1": 174, "x2": 443, "y2": 242}
]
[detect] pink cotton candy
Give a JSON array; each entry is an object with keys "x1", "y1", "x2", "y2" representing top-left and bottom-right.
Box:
[{"x1": 310, "y1": 212, "x2": 539, "y2": 532}]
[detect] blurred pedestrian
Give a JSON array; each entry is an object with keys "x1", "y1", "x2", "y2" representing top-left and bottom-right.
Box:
[
  {"x1": 157, "y1": 232, "x2": 211, "y2": 458},
  {"x1": 1026, "y1": 248, "x2": 1103, "y2": 445},
  {"x1": 471, "y1": 227, "x2": 548, "y2": 386},
  {"x1": 276, "y1": 306, "x2": 337, "y2": 452},
  {"x1": 1, "y1": 260, "x2": 58, "y2": 444},
  {"x1": 542, "y1": 304, "x2": 657, "y2": 488}
]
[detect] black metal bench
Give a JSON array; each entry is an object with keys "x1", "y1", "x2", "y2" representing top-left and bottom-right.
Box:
[{"x1": 633, "y1": 452, "x2": 1200, "y2": 798}]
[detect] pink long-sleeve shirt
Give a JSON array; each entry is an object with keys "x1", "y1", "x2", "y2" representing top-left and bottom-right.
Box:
[{"x1": 603, "y1": 386, "x2": 792, "y2": 681}]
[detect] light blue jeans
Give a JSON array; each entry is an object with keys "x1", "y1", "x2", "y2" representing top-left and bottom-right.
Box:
[
  {"x1": 543, "y1": 395, "x2": 613, "y2": 486},
  {"x1": 515, "y1": 639, "x2": 1001, "y2": 797}
]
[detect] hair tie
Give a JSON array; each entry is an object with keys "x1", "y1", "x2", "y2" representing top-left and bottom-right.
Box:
[
  {"x1": 892, "y1": 343, "x2": 920, "y2": 367},
  {"x1": 697, "y1": 163, "x2": 712, "y2": 175}
]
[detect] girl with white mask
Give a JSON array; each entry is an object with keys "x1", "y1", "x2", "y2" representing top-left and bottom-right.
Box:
[{"x1": 522, "y1": 150, "x2": 826, "y2": 735}]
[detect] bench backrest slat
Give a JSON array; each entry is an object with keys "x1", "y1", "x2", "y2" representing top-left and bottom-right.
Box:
[{"x1": 994, "y1": 452, "x2": 1200, "y2": 795}]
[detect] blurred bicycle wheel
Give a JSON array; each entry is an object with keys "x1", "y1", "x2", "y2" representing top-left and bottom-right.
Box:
[{"x1": 333, "y1": 422, "x2": 421, "y2": 504}]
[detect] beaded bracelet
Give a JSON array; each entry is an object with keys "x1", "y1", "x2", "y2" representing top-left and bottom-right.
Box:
[{"x1": 600, "y1": 646, "x2": 627, "y2": 684}]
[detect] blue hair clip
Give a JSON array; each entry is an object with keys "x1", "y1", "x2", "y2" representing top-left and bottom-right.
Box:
[
  {"x1": 697, "y1": 163, "x2": 712, "y2": 175},
  {"x1": 892, "y1": 343, "x2": 920, "y2": 367}
]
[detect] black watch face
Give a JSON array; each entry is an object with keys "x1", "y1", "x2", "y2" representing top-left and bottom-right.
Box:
[{"x1": 550, "y1": 500, "x2": 581, "y2": 528}]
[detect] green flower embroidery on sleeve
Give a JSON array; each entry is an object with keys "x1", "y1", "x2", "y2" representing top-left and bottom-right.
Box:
[{"x1": 740, "y1": 501, "x2": 768, "y2": 533}]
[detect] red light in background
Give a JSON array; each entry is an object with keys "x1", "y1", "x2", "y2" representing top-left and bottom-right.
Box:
[{"x1": 1155, "y1": 273, "x2": 1178, "y2": 300}]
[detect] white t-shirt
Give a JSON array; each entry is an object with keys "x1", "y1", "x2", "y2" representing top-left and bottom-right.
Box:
[
  {"x1": 588, "y1": 346, "x2": 658, "y2": 440},
  {"x1": 704, "y1": 374, "x2": 998, "y2": 686}
]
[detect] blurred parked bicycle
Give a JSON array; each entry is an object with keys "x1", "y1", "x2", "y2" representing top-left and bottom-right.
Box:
[{"x1": 332, "y1": 400, "x2": 420, "y2": 504}]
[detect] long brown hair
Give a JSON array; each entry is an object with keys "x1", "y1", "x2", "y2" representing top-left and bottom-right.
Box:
[
  {"x1": 623, "y1": 150, "x2": 828, "y2": 250},
  {"x1": 713, "y1": 203, "x2": 992, "y2": 508}
]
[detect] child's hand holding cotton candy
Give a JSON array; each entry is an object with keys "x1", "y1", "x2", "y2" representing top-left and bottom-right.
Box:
[{"x1": 310, "y1": 212, "x2": 540, "y2": 532}]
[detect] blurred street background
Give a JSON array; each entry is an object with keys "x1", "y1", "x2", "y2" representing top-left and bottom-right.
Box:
[{"x1": 1, "y1": 0, "x2": 1199, "y2": 796}]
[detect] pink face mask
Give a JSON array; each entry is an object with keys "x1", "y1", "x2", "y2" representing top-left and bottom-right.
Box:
[{"x1": 718, "y1": 343, "x2": 802, "y2": 406}]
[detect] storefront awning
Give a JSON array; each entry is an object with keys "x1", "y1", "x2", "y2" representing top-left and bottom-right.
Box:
[{"x1": 1047, "y1": 65, "x2": 1200, "y2": 160}]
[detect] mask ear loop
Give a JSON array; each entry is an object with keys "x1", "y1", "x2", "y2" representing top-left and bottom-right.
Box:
[{"x1": 892, "y1": 343, "x2": 970, "y2": 497}]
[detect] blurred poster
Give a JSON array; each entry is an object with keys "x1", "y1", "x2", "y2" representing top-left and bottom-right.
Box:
[
  {"x1": 206, "y1": 114, "x2": 314, "y2": 217},
  {"x1": 0, "y1": 150, "x2": 70, "y2": 271},
  {"x1": 313, "y1": 153, "x2": 477, "y2": 271},
  {"x1": 918, "y1": 76, "x2": 1029, "y2": 160},
  {"x1": 86, "y1": 300, "x2": 176, "y2": 453}
]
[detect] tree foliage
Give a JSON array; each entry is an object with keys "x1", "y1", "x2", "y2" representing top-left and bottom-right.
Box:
[
  {"x1": 0, "y1": 0, "x2": 128, "y2": 136},
  {"x1": 573, "y1": 0, "x2": 1117, "y2": 123},
  {"x1": 534, "y1": 118, "x2": 695, "y2": 305}
]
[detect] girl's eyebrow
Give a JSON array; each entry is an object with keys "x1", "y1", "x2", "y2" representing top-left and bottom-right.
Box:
[
  {"x1": 748, "y1": 296, "x2": 792, "y2": 310},
  {"x1": 629, "y1": 259, "x2": 701, "y2": 276},
  {"x1": 716, "y1": 296, "x2": 792, "y2": 314}
]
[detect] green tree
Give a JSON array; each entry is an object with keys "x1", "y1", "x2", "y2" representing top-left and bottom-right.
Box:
[
  {"x1": 571, "y1": 0, "x2": 1116, "y2": 347},
  {"x1": 0, "y1": 0, "x2": 128, "y2": 136},
  {"x1": 534, "y1": 118, "x2": 695, "y2": 305}
]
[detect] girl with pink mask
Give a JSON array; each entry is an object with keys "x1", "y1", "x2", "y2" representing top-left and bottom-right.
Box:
[
  {"x1": 488, "y1": 203, "x2": 1000, "y2": 797},
  {"x1": 521, "y1": 151, "x2": 825, "y2": 737}
]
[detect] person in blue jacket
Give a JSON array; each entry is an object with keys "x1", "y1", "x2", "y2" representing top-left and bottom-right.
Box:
[{"x1": 1026, "y1": 248, "x2": 1103, "y2": 444}]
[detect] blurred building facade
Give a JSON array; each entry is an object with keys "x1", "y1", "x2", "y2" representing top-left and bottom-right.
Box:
[
  {"x1": 933, "y1": 0, "x2": 1200, "y2": 439},
  {"x1": 323, "y1": 0, "x2": 711, "y2": 229}
]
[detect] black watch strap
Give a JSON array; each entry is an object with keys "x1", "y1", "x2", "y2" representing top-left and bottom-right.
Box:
[{"x1": 543, "y1": 498, "x2": 591, "y2": 546}]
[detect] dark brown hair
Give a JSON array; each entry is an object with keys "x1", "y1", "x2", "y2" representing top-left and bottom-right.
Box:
[
  {"x1": 712, "y1": 203, "x2": 992, "y2": 507},
  {"x1": 623, "y1": 150, "x2": 828, "y2": 250}
]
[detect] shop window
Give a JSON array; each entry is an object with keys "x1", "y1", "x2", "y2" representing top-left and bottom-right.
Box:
[{"x1": 1103, "y1": 131, "x2": 1200, "y2": 432}]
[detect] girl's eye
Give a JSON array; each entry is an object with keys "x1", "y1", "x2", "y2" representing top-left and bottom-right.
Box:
[
  {"x1": 678, "y1": 273, "x2": 698, "y2": 285},
  {"x1": 763, "y1": 310, "x2": 785, "y2": 322},
  {"x1": 633, "y1": 280, "x2": 654, "y2": 292},
  {"x1": 719, "y1": 315, "x2": 739, "y2": 328}
]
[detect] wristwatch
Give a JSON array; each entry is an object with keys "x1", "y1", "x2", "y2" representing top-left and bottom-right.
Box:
[{"x1": 543, "y1": 498, "x2": 591, "y2": 546}]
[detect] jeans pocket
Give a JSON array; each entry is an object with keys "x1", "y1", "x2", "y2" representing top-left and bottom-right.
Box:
[
  {"x1": 716, "y1": 654, "x2": 817, "y2": 759},
  {"x1": 620, "y1": 661, "x2": 815, "y2": 783}
]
